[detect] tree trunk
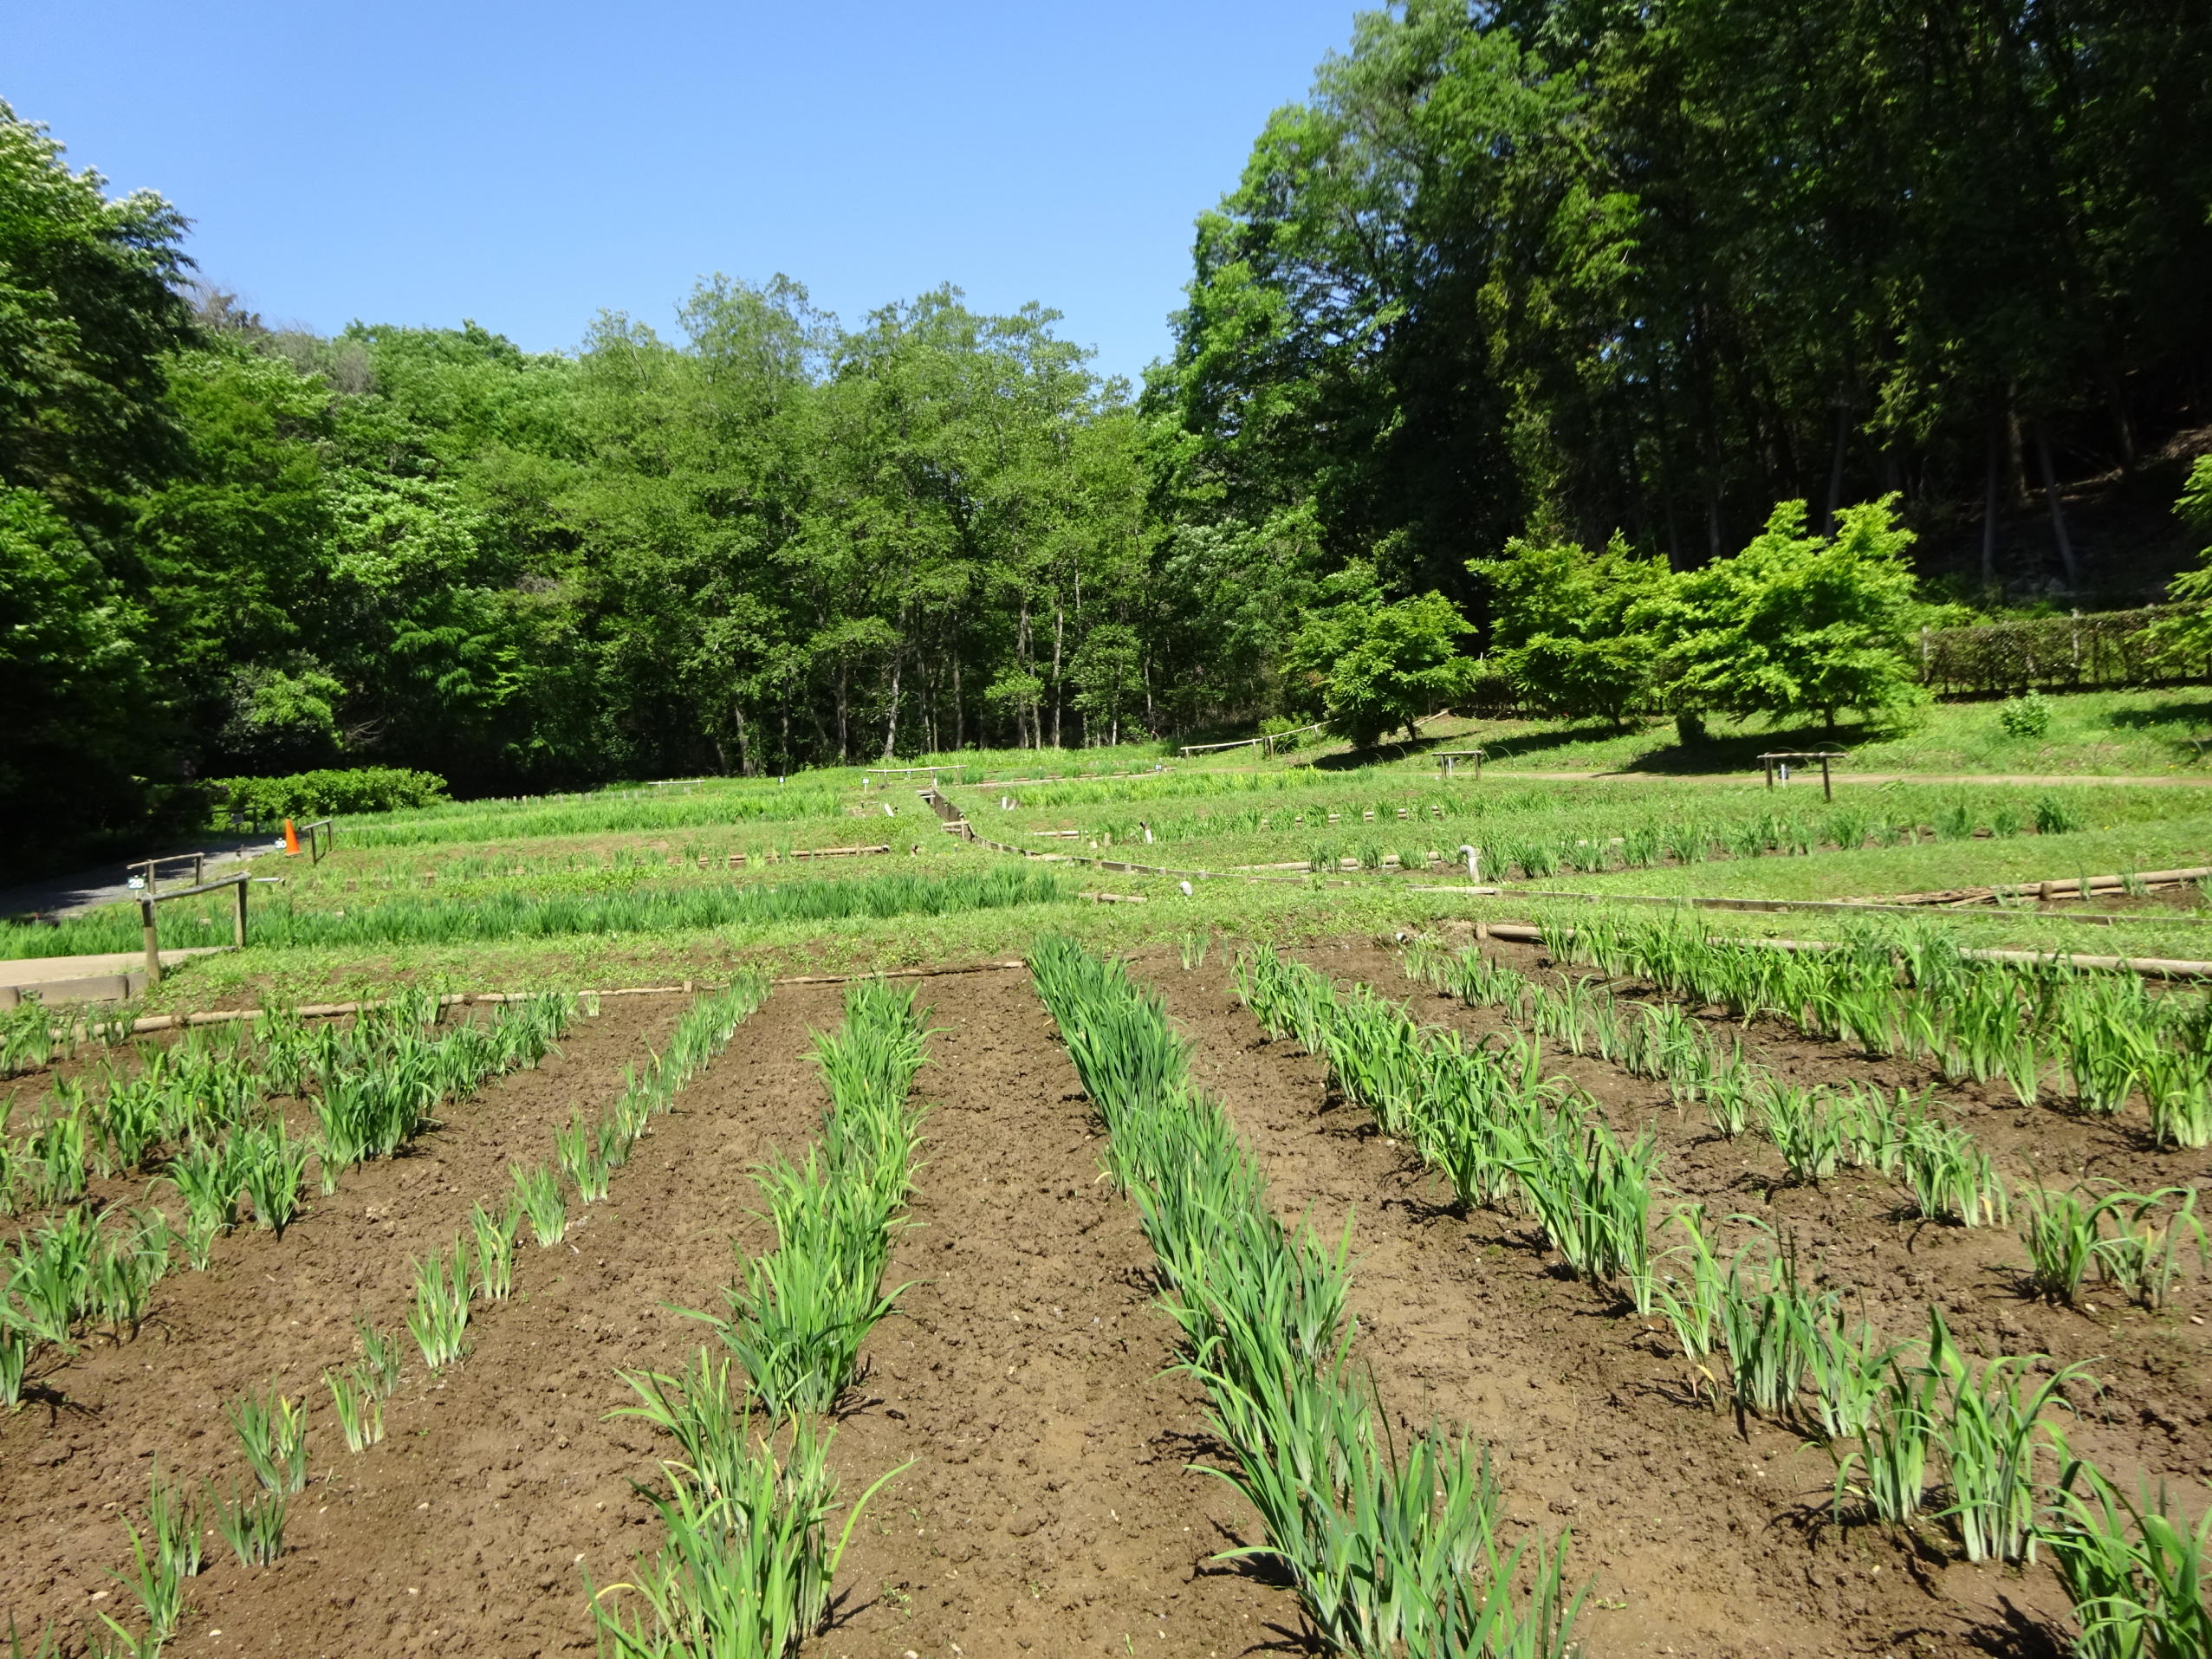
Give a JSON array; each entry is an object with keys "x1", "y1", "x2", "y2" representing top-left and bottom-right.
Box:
[
  {"x1": 880, "y1": 649, "x2": 903, "y2": 761},
  {"x1": 1050, "y1": 591, "x2": 1065, "y2": 749},
  {"x1": 835, "y1": 663, "x2": 850, "y2": 762},
  {"x1": 952, "y1": 653, "x2": 964, "y2": 749},
  {"x1": 732, "y1": 706, "x2": 751, "y2": 777},
  {"x1": 1016, "y1": 601, "x2": 1034, "y2": 748},
  {"x1": 1822, "y1": 395, "x2": 1849, "y2": 536},
  {"x1": 2036, "y1": 423, "x2": 2079, "y2": 588},
  {"x1": 1981, "y1": 418, "x2": 2001, "y2": 593}
]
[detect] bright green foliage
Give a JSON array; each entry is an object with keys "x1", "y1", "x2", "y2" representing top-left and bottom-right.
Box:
[
  {"x1": 323, "y1": 1364, "x2": 384, "y2": 1453},
  {"x1": 207, "y1": 1479, "x2": 286, "y2": 1567},
  {"x1": 225, "y1": 1385, "x2": 308, "y2": 1495},
  {"x1": 2148, "y1": 457, "x2": 2212, "y2": 666},
  {"x1": 1638, "y1": 498, "x2": 1928, "y2": 731},
  {"x1": 1033, "y1": 938, "x2": 1583, "y2": 1656},
  {"x1": 1924, "y1": 1311, "x2": 2086, "y2": 1565},
  {"x1": 1157, "y1": 3, "x2": 2212, "y2": 604},
  {"x1": 405, "y1": 1240, "x2": 471, "y2": 1371},
  {"x1": 212, "y1": 767, "x2": 448, "y2": 820},
  {"x1": 698, "y1": 982, "x2": 927, "y2": 1418},
  {"x1": 0, "y1": 104, "x2": 189, "y2": 848},
  {"x1": 1282, "y1": 567, "x2": 1472, "y2": 748},
  {"x1": 2040, "y1": 1448, "x2": 2212, "y2": 1659},
  {"x1": 1998, "y1": 691, "x2": 2054, "y2": 739},
  {"x1": 1470, "y1": 535, "x2": 1668, "y2": 726},
  {"x1": 13, "y1": 865, "x2": 1068, "y2": 960},
  {"x1": 591, "y1": 1354, "x2": 901, "y2": 1659}
]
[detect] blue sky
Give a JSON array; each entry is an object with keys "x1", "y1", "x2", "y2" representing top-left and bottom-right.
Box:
[{"x1": 10, "y1": 0, "x2": 1363, "y2": 386}]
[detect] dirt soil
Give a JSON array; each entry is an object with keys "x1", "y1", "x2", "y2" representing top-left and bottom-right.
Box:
[
  {"x1": 9, "y1": 937, "x2": 2206, "y2": 1656},
  {"x1": 1, "y1": 970, "x2": 1297, "y2": 1658},
  {"x1": 1130, "y1": 933, "x2": 2211, "y2": 1659}
]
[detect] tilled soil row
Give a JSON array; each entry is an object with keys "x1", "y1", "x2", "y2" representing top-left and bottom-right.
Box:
[
  {"x1": 3, "y1": 971, "x2": 1304, "y2": 1658},
  {"x1": 0, "y1": 996, "x2": 682, "y2": 1637},
  {"x1": 1135, "y1": 936, "x2": 2211, "y2": 1659}
]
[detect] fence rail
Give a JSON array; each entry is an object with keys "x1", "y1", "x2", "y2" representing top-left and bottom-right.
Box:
[{"x1": 1918, "y1": 604, "x2": 2209, "y2": 696}]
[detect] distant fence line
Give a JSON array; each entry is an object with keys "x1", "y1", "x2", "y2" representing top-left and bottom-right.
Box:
[{"x1": 1918, "y1": 604, "x2": 2210, "y2": 697}]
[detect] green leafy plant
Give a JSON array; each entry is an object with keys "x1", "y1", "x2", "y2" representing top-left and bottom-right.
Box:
[
  {"x1": 226, "y1": 1385, "x2": 308, "y2": 1495},
  {"x1": 467, "y1": 1202, "x2": 519, "y2": 1302},
  {"x1": 405, "y1": 1241, "x2": 471, "y2": 1370},
  {"x1": 512, "y1": 1162, "x2": 568, "y2": 1247},
  {"x1": 1998, "y1": 690, "x2": 2053, "y2": 738},
  {"x1": 208, "y1": 1479, "x2": 286, "y2": 1567},
  {"x1": 2039, "y1": 1445, "x2": 2212, "y2": 1659}
]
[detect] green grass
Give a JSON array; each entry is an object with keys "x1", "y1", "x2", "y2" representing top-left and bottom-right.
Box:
[
  {"x1": 3, "y1": 865, "x2": 1069, "y2": 960},
  {"x1": 1411, "y1": 687, "x2": 2212, "y2": 779},
  {"x1": 29, "y1": 692, "x2": 2204, "y2": 1014}
]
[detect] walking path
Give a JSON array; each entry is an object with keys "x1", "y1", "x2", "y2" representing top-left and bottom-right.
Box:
[{"x1": 0, "y1": 835, "x2": 281, "y2": 921}]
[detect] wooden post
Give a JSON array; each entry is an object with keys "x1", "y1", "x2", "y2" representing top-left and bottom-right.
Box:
[
  {"x1": 1821, "y1": 755, "x2": 1833, "y2": 800},
  {"x1": 233, "y1": 874, "x2": 248, "y2": 947},
  {"x1": 194, "y1": 852, "x2": 204, "y2": 886},
  {"x1": 141, "y1": 897, "x2": 161, "y2": 986}
]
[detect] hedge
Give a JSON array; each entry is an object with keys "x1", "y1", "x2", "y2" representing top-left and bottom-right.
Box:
[{"x1": 212, "y1": 767, "x2": 450, "y2": 822}]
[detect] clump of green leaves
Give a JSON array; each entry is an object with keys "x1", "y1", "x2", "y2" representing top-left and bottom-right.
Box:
[
  {"x1": 1998, "y1": 690, "x2": 2053, "y2": 739},
  {"x1": 225, "y1": 1385, "x2": 308, "y2": 1495}
]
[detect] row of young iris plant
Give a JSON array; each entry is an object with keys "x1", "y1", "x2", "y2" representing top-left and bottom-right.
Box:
[
  {"x1": 1541, "y1": 911, "x2": 2212, "y2": 1142},
  {"x1": 1239, "y1": 943, "x2": 2207, "y2": 1656},
  {"x1": 587, "y1": 979, "x2": 922, "y2": 1658},
  {"x1": 1031, "y1": 936, "x2": 1582, "y2": 1659},
  {"x1": 1, "y1": 993, "x2": 575, "y2": 1413},
  {"x1": 6, "y1": 865, "x2": 1070, "y2": 961}
]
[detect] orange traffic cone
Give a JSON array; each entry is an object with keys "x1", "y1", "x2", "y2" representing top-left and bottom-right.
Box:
[{"x1": 283, "y1": 818, "x2": 300, "y2": 855}]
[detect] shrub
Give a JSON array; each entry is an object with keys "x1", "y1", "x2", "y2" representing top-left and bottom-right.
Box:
[
  {"x1": 212, "y1": 768, "x2": 449, "y2": 823},
  {"x1": 1259, "y1": 716, "x2": 1308, "y2": 754},
  {"x1": 1998, "y1": 691, "x2": 2053, "y2": 739}
]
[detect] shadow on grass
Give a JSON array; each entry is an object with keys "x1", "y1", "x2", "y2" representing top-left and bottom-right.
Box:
[
  {"x1": 2104, "y1": 695, "x2": 2212, "y2": 765},
  {"x1": 1479, "y1": 716, "x2": 1900, "y2": 777}
]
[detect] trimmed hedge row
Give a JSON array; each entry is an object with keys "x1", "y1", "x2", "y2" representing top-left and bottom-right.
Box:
[{"x1": 212, "y1": 767, "x2": 449, "y2": 822}]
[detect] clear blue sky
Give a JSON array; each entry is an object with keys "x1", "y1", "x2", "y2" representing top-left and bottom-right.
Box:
[{"x1": 10, "y1": 0, "x2": 1362, "y2": 385}]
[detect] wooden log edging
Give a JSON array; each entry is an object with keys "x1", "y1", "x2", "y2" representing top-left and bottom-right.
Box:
[
  {"x1": 107, "y1": 959, "x2": 1033, "y2": 1034},
  {"x1": 1872, "y1": 865, "x2": 2212, "y2": 907},
  {"x1": 1471, "y1": 921, "x2": 2212, "y2": 981},
  {"x1": 1469, "y1": 887, "x2": 2212, "y2": 930}
]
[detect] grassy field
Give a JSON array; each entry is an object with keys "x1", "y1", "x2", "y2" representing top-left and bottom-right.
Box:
[
  {"x1": 1378, "y1": 686, "x2": 2212, "y2": 778},
  {"x1": 7, "y1": 686, "x2": 2212, "y2": 1659}
]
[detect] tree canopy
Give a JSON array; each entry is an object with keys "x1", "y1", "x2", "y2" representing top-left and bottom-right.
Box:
[{"x1": 1149, "y1": 0, "x2": 2212, "y2": 598}]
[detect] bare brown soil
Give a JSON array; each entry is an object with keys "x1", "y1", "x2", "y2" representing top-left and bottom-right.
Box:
[
  {"x1": 1, "y1": 972, "x2": 1294, "y2": 1657},
  {"x1": 1132, "y1": 933, "x2": 2212, "y2": 1658},
  {"x1": 9, "y1": 936, "x2": 2205, "y2": 1656}
]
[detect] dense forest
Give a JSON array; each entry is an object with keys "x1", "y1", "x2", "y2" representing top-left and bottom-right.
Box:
[
  {"x1": 5, "y1": 0, "x2": 2211, "y2": 852},
  {"x1": 1153, "y1": 0, "x2": 2212, "y2": 600}
]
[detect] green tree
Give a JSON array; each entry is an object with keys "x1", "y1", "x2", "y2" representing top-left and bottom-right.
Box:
[
  {"x1": 0, "y1": 104, "x2": 194, "y2": 527},
  {"x1": 0, "y1": 488, "x2": 153, "y2": 845},
  {"x1": 1284, "y1": 565, "x2": 1471, "y2": 747},
  {"x1": 1639, "y1": 497, "x2": 1927, "y2": 736},
  {"x1": 1469, "y1": 535, "x2": 1667, "y2": 726},
  {"x1": 2148, "y1": 457, "x2": 2212, "y2": 666}
]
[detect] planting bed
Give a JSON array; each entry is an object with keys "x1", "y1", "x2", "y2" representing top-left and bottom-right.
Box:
[
  {"x1": 0, "y1": 975, "x2": 1305, "y2": 1657},
  {"x1": 1137, "y1": 933, "x2": 2209, "y2": 1657}
]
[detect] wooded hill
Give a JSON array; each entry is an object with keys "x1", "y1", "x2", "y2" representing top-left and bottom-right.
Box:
[{"x1": 4, "y1": 0, "x2": 2210, "y2": 854}]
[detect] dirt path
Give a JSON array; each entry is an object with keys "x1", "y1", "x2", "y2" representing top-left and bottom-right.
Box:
[
  {"x1": 1137, "y1": 944, "x2": 2116, "y2": 1659},
  {"x1": 821, "y1": 968, "x2": 1298, "y2": 1658}
]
